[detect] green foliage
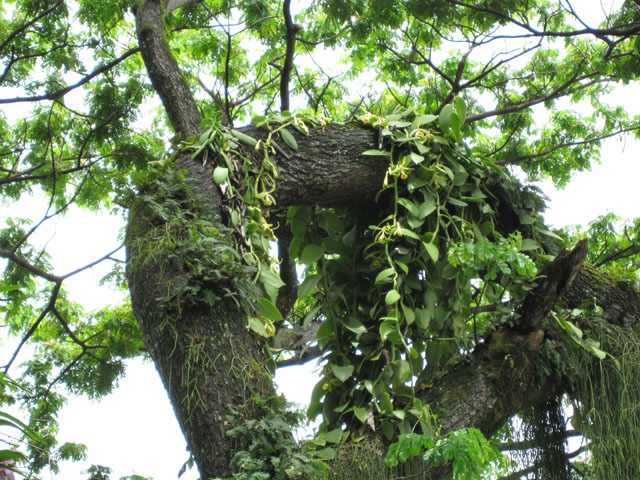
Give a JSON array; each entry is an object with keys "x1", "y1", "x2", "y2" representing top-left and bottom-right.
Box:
[
  {"x1": 385, "y1": 429, "x2": 506, "y2": 479},
  {"x1": 4, "y1": 0, "x2": 640, "y2": 477},
  {"x1": 0, "y1": 373, "x2": 46, "y2": 478},
  {"x1": 573, "y1": 324, "x2": 640, "y2": 479},
  {"x1": 563, "y1": 213, "x2": 640, "y2": 282},
  {"x1": 294, "y1": 106, "x2": 546, "y2": 439},
  {"x1": 221, "y1": 394, "x2": 326, "y2": 480},
  {"x1": 82, "y1": 464, "x2": 152, "y2": 480},
  {"x1": 131, "y1": 168, "x2": 260, "y2": 314},
  {"x1": 424, "y1": 429, "x2": 507, "y2": 479}
]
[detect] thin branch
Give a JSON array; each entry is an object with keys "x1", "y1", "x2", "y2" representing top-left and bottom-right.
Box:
[
  {"x1": 61, "y1": 245, "x2": 124, "y2": 280},
  {"x1": 296, "y1": 24, "x2": 351, "y2": 46},
  {"x1": 595, "y1": 244, "x2": 640, "y2": 268},
  {"x1": 498, "y1": 430, "x2": 581, "y2": 451},
  {"x1": 0, "y1": 250, "x2": 60, "y2": 283},
  {"x1": 445, "y1": 0, "x2": 640, "y2": 40},
  {"x1": 467, "y1": 71, "x2": 605, "y2": 123},
  {"x1": 0, "y1": 0, "x2": 64, "y2": 54},
  {"x1": 497, "y1": 123, "x2": 640, "y2": 165},
  {"x1": 0, "y1": 48, "x2": 140, "y2": 104},
  {"x1": 280, "y1": 0, "x2": 300, "y2": 112},
  {"x1": 2, "y1": 284, "x2": 62, "y2": 373},
  {"x1": 276, "y1": 345, "x2": 322, "y2": 367}
]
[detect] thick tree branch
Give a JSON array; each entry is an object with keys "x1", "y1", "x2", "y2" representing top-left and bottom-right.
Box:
[
  {"x1": 417, "y1": 249, "x2": 640, "y2": 447},
  {"x1": 135, "y1": 0, "x2": 200, "y2": 138}
]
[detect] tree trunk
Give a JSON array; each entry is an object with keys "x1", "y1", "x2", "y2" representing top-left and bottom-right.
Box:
[{"x1": 125, "y1": 183, "x2": 274, "y2": 478}]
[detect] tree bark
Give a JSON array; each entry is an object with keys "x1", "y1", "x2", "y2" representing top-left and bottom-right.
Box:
[{"x1": 126, "y1": 192, "x2": 274, "y2": 479}]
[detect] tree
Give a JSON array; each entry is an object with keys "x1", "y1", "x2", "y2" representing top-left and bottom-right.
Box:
[{"x1": 2, "y1": 0, "x2": 640, "y2": 478}]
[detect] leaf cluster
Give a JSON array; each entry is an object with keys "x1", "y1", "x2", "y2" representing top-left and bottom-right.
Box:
[
  {"x1": 221, "y1": 394, "x2": 326, "y2": 480},
  {"x1": 284, "y1": 106, "x2": 549, "y2": 442}
]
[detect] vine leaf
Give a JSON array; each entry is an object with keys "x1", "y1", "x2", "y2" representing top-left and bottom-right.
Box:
[
  {"x1": 212, "y1": 166, "x2": 228, "y2": 185},
  {"x1": 257, "y1": 297, "x2": 283, "y2": 323},
  {"x1": 300, "y1": 244, "x2": 324, "y2": 264},
  {"x1": 297, "y1": 274, "x2": 321, "y2": 299},
  {"x1": 423, "y1": 242, "x2": 439, "y2": 262},
  {"x1": 332, "y1": 365, "x2": 354, "y2": 382},
  {"x1": 280, "y1": 128, "x2": 298, "y2": 150}
]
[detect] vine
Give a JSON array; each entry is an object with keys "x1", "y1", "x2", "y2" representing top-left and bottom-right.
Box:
[
  {"x1": 181, "y1": 111, "x2": 331, "y2": 338},
  {"x1": 287, "y1": 104, "x2": 548, "y2": 446}
]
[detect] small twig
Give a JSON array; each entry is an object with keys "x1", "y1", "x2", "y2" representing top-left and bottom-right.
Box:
[{"x1": 280, "y1": 0, "x2": 301, "y2": 112}]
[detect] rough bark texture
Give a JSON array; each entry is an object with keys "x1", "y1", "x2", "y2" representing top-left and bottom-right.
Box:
[
  {"x1": 126, "y1": 194, "x2": 272, "y2": 479},
  {"x1": 420, "y1": 250, "x2": 640, "y2": 443},
  {"x1": 135, "y1": 0, "x2": 200, "y2": 139},
  {"x1": 241, "y1": 124, "x2": 386, "y2": 206}
]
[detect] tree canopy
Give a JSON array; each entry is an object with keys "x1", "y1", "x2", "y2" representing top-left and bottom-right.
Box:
[{"x1": 1, "y1": 0, "x2": 640, "y2": 479}]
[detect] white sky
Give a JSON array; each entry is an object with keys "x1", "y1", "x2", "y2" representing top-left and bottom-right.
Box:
[{"x1": 2, "y1": 0, "x2": 639, "y2": 478}]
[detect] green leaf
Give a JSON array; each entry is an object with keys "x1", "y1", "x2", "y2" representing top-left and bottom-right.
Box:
[
  {"x1": 230, "y1": 129, "x2": 258, "y2": 147},
  {"x1": 520, "y1": 238, "x2": 541, "y2": 251},
  {"x1": 248, "y1": 317, "x2": 269, "y2": 337},
  {"x1": 375, "y1": 267, "x2": 396, "y2": 284},
  {"x1": 362, "y1": 149, "x2": 390, "y2": 156},
  {"x1": 380, "y1": 391, "x2": 394, "y2": 413},
  {"x1": 257, "y1": 297, "x2": 283, "y2": 322},
  {"x1": 380, "y1": 320, "x2": 401, "y2": 343},
  {"x1": 454, "y1": 96, "x2": 467, "y2": 124},
  {"x1": 397, "y1": 197, "x2": 419, "y2": 216},
  {"x1": 314, "y1": 447, "x2": 336, "y2": 460},
  {"x1": 402, "y1": 304, "x2": 416, "y2": 325},
  {"x1": 423, "y1": 242, "x2": 439, "y2": 262},
  {"x1": 536, "y1": 226, "x2": 564, "y2": 240},
  {"x1": 0, "y1": 450, "x2": 25, "y2": 463},
  {"x1": 259, "y1": 269, "x2": 285, "y2": 290},
  {"x1": 280, "y1": 127, "x2": 298, "y2": 150},
  {"x1": 0, "y1": 285, "x2": 21, "y2": 292},
  {"x1": 418, "y1": 199, "x2": 436, "y2": 218},
  {"x1": 408, "y1": 152, "x2": 424, "y2": 164},
  {"x1": 392, "y1": 410, "x2": 406, "y2": 421},
  {"x1": 323, "y1": 430, "x2": 342, "y2": 445},
  {"x1": 439, "y1": 104, "x2": 453, "y2": 134},
  {"x1": 300, "y1": 244, "x2": 324, "y2": 264},
  {"x1": 344, "y1": 317, "x2": 367, "y2": 335},
  {"x1": 303, "y1": 304, "x2": 322, "y2": 328},
  {"x1": 297, "y1": 274, "x2": 321, "y2": 299},
  {"x1": 395, "y1": 359, "x2": 411, "y2": 383},
  {"x1": 212, "y1": 166, "x2": 228, "y2": 185},
  {"x1": 448, "y1": 197, "x2": 468, "y2": 207},
  {"x1": 385, "y1": 289, "x2": 401, "y2": 306},
  {"x1": 354, "y1": 406, "x2": 369, "y2": 423},
  {"x1": 416, "y1": 114, "x2": 438, "y2": 125},
  {"x1": 453, "y1": 170, "x2": 468, "y2": 186},
  {"x1": 415, "y1": 308, "x2": 431, "y2": 330},
  {"x1": 331, "y1": 364, "x2": 354, "y2": 382}
]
